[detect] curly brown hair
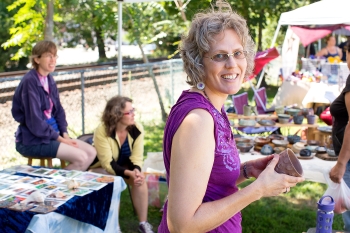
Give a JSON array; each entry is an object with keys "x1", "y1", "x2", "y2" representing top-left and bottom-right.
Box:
[
  {"x1": 30, "y1": 40, "x2": 58, "y2": 70},
  {"x1": 101, "y1": 95, "x2": 133, "y2": 136},
  {"x1": 180, "y1": 1, "x2": 256, "y2": 86}
]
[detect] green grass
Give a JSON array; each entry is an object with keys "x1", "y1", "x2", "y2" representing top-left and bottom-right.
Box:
[{"x1": 119, "y1": 110, "x2": 344, "y2": 233}]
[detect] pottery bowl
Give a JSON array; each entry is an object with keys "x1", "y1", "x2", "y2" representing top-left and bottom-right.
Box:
[
  {"x1": 287, "y1": 135, "x2": 301, "y2": 144},
  {"x1": 254, "y1": 137, "x2": 271, "y2": 146},
  {"x1": 238, "y1": 119, "x2": 256, "y2": 127},
  {"x1": 292, "y1": 142, "x2": 305, "y2": 154},
  {"x1": 274, "y1": 147, "x2": 285, "y2": 154},
  {"x1": 305, "y1": 145, "x2": 319, "y2": 153},
  {"x1": 236, "y1": 143, "x2": 254, "y2": 153},
  {"x1": 316, "y1": 146, "x2": 327, "y2": 154},
  {"x1": 235, "y1": 138, "x2": 253, "y2": 144},
  {"x1": 285, "y1": 108, "x2": 301, "y2": 117},
  {"x1": 327, "y1": 149, "x2": 337, "y2": 157},
  {"x1": 268, "y1": 134, "x2": 285, "y2": 141},
  {"x1": 293, "y1": 115, "x2": 304, "y2": 125},
  {"x1": 300, "y1": 149, "x2": 312, "y2": 157},
  {"x1": 272, "y1": 139, "x2": 289, "y2": 147},
  {"x1": 278, "y1": 114, "x2": 291, "y2": 119},
  {"x1": 261, "y1": 145, "x2": 274, "y2": 155},
  {"x1": 307, "y1": 140, "x2": 319, "y2": 146},
  {"x1": 278, "y1": 114, "x2": 290, "y2": 124}
]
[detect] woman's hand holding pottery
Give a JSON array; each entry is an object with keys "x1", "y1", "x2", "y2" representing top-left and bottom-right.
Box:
[
  {"x1": 246, "y1": 155, "x2": 274, "y2": 178},
  {"x1": 252, "y1": 155, "x2": 305, "y2": 197}
]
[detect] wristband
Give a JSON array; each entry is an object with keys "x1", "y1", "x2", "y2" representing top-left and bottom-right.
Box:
[{"x1": 243, "y1": 162, "x2": 250, "y2": 179}]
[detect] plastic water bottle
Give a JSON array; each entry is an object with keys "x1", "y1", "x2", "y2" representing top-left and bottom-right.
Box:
[{"x1": 316, "y1": 195, "x2": 335, "y2": 233}]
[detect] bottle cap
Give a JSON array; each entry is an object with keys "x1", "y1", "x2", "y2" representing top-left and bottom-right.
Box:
[{"x1": 317, "y1": 195, "x2": 335, "y2": 212}]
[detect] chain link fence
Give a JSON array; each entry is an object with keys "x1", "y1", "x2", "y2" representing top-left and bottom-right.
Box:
[{"x1": 0, "y1": 59, "x2": 189, "y2": 169}]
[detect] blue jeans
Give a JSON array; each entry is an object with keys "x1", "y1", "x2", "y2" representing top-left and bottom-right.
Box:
[
  {"x1": 342, "y1": 162, "x2": 350, "y2": 231},
  {"x1": 16, "y1": 141, "x2": 60, "y2": 158}
]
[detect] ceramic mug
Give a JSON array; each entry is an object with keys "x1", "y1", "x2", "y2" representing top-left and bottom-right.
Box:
[
  {"x1": 307, "y1": 115, "x2": 316, "y2": 124},
  {"x1": 243, "y1": 105, "x2": 252, "y2": 116},
  {"x1": 275, "y1": 106, "x2": 284, "y2": 115}
]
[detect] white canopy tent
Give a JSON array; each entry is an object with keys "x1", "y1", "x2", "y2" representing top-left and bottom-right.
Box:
[{"x1": 257, "y1": 0, "x2": 350, "y2": 88}]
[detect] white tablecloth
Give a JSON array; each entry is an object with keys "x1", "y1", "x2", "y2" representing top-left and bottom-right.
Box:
[
  {"x1": 272, "y1": 80, "x2": 342, "y2": 108},
  {"x1": 25, "y1": 177, "x2": 126, "y2": 233},
  {"x1": 239, "y1": 152, "x2": 336, "y2": 184},
  {"x1": 301, "y1": 82, "x2": 341, "y2": 108}
]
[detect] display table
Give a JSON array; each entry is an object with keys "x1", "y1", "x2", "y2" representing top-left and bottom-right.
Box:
[
  {"x1": 239, "y1": 152, "x2": 336, "y2": 184},
  {"x1": 0, "y1": 170, "x2": 126, "y2": 233},
  {"x1": 227, "y1": 113, "x2": 319, "y2": 140},
  {"x1": 302, "y1": 82, "x2": 341, "y2": 108}
]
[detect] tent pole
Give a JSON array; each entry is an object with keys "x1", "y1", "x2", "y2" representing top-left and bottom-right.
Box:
[
  {"x1": 118, "y1": 1, "x2": 123, "y2": 95},
  {"x1": 256, "y1": 23, "x2": 281, "y2": 89},
  {"x1": 248, "y1": 80, "x2": 265, "y2": 112}
]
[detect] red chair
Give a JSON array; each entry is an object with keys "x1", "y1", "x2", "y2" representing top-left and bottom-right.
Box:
[
  {"x1": 232, "y1": 92, "x2": 249, "y2": 115},
  {"x1": 253, "y1": 87, "x2": 275, "y2": 115},
  {"x1": 320, "y1": 107, "x2": 333, "y2": 125}
]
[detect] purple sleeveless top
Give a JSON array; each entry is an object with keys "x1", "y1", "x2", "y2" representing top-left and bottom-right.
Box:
[{"x1": 158, "y1": 90, "x2": 242, "y2": 233}]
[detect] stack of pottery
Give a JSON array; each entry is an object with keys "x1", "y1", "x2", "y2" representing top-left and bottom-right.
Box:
[
  {"x1": 292, "y1": 142, "x2": 305, "y2": 154},
  {"x1": 278, "y1": 114, "x2": 290, "y2": 124}
]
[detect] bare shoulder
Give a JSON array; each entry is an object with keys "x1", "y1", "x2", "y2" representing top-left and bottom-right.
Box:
[{"x1": 183, "y1": 108, "x2": 213, "y2": 125}]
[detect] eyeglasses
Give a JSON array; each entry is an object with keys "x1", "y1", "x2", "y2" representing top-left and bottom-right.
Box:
[
  {"x1": 123, "y1": 108, "x2": 136, "y2": 115},
  {"x1": 205, "y1": 50, "x2": 248, "y2": 62},
  {"x1": 41, "y1": 54, "x2": 59, "y2": 60}
]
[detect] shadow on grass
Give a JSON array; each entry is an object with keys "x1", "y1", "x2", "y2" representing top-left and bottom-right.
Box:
[{"x1": 239, "y1": 180, "x2": 344, "y2": 233}]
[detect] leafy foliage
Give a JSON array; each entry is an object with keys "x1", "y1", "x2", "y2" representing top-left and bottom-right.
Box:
[{"x1": 1, "y1": 0, "x2": 62, "y2": 60}]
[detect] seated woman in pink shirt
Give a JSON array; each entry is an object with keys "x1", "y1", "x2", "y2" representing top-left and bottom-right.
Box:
[{"x1": 12, "y1": 40, "x2": 96, "y2": 171}]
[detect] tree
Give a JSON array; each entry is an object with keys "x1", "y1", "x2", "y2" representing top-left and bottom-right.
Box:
[
  {"x1": 1, "y1": 0, "x2": 63, "y2": 61},
  {"x1": 44, "y1": 0, "x2": 54, "y2": 41},
  {"x1": 56, "y1": 0, "x2": 118, "y2": 60},
  {"x1": 123, "y1": 2, "x2": 172, "y2": 122}
]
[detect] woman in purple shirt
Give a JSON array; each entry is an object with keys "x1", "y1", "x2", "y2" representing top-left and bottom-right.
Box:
[
  {"x1": 158, "y1": 2, "x2": 304, "y2": 232},
  {"x1": 12, "y1": 40, "x2": 96, "y2": 171}
]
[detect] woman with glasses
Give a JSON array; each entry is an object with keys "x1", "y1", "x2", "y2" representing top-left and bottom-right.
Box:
[
  {"x1": 12, "y1": 40, "x2": 96, "y2": 171},
  {"x1": 158, "y1": 2, "x2": 304, "y2": 232},
  {"x1": 91, "y1": 95, "x2": 154, "y2": 233}
]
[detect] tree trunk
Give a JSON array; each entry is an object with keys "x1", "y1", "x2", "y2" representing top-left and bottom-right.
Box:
[
  {"x1": 138, "y1": 42, "x2": 168, "y2": 122},
  {"x1": 257, "y1": 10, "x2": 264, "y2": 51},
  {"x1": 95, "y1": 27, "x2": 107, "y2": 59},
  {"x1": 174, "y1": 0, "x2": 187, "y2": 21},
  {"x1": 44, "y1": 0, "x2": 54, "y2": 41}
]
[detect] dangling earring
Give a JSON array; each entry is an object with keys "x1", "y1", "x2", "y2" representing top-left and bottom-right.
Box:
[{"x1": 196, "y1": 82, "x2": 205, "y2": 90}]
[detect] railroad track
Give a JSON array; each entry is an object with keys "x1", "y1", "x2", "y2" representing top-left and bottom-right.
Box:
[{"x1": 0, "y1": 58, "x2": 183, "y2": 103}]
